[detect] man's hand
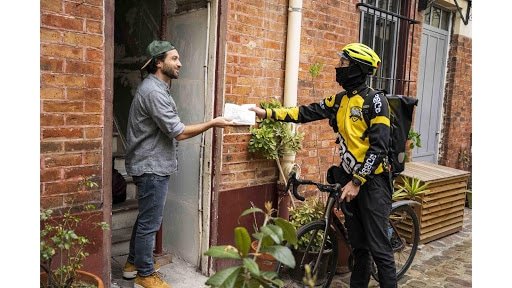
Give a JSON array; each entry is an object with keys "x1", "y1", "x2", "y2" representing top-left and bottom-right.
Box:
[
  {"x1": 211, "y1": 116, "x2": 235, "y2": 127},
  {"x1": 248, "y1": 106, "x2": 266, "y2": 119},
  {"x1": 340, "y1": 181, "x2": 360, "y2": 203}
]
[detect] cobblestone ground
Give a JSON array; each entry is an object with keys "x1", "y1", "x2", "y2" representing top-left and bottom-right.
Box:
[{"x1": 330, "y1": 208, "x2": 472, "y2": 288}]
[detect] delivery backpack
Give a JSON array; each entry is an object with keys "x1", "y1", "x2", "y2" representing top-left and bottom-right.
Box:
[{"x1": 362, "y1": 89, "x2": 418, "y2": 178}]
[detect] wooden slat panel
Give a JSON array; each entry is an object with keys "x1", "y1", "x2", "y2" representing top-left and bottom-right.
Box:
[
  {"x1": 420, "y1": 214, "x2": 463, "y2": 233},
  {"x1": 421, "y1": 200, "x2": 466, "y2": 219},
  {"x1": 420, "y1": 211, "x2": 464, "y2": 229},
  {"x1": 422, "y1": 193, "x2": 466, "y2": 209}
]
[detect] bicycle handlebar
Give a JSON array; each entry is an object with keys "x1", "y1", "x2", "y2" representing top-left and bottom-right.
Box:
[{"x1": 286, "y1": 171, "x2": 353, "y2": 217}]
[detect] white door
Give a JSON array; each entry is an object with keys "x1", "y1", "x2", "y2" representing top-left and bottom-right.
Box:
[
  {"x1": 413, "y1": 7, "x2": 451, "y2": 163},
  {"x1": 164, "y1": 8, "x2": 210, "y2": 267}
]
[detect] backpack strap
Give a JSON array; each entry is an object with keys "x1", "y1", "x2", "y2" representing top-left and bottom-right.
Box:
[
  {"x1": 329, "y1": 91, "x2": 347, "y2": 133},
  {"x1": 361, "y1": 88, "x2": 382, "y2": 140}
]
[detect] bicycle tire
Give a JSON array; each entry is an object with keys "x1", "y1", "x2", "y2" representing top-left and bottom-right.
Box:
[
  {"x1": 276, "y1": 220, "x2": 338, "y2": 287},
  {"x1": 371, "y1": 204, "x2": 420, "y2": 282}
]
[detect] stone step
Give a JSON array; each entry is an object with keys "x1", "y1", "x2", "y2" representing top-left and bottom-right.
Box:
[{"x1": 112, "y1": 199, "x2": 138, "y2": 230}]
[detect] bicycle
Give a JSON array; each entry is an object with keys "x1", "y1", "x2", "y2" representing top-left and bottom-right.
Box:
[{"x1": 276, "y1": 171, "x2": 420, "y2": 287}]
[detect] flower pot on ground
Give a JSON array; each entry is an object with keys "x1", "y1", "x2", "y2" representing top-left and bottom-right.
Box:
[
  {"x1": 251, "y1": 240, "x2": 278, "y2": 272},
  {"x1": 40, "y1": 270, "x2": 104, "y2": 288}
]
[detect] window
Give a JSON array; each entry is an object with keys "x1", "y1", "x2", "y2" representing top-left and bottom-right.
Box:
[
  {"x1": 357, "y1": 0, "x2": 419, "y2": 96},
  {"x1": 424, "y1": 5, "x2": 450, "y2": 31}
]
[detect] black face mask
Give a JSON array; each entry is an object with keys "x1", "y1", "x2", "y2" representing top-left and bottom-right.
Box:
[{"x1": 335, "y1": 64, "x2": 367, "y2": 90}]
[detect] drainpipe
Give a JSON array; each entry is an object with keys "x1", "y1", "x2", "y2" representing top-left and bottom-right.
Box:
[
  {"x1": 283, "y1": 0, "x2": 303, "y2": 108},
  {"x1": 278, "y1": 0, "x2": 303, "y2": 217}
]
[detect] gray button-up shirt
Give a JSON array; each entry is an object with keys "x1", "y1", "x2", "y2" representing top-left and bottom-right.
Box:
[{"x1": 125, "y1": 74, "x2": 185, "y2": 176}]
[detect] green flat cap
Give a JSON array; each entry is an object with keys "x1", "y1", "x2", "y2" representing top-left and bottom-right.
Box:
[{"x1": 141, "y1": 40, "x2": 176, "y2": 70}]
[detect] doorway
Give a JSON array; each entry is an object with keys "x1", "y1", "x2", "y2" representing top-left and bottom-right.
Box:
[
  {"x1": 413, "y1": 6, "x2": 451, "y2": 163},
  {"x1": 112, "y1": 0, "x2": 216, "y2": 273}
]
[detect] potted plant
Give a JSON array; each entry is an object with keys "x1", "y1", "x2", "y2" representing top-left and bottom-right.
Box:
[
  {"x1": 204, "y1": 201, "x2": 298, "y2": 287},
  {"x1": 392, "y1": 176, "x2": 429, "y2": 203},
  {"x1": 248, "y1": 99, "x2": 304, "y2": 216},
  {"x1": 40, "y1": 178, "x2": 109, "y2": 288}
]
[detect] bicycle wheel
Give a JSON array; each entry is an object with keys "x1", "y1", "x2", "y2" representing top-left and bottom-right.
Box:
[
  {"x1": 276, "y1": 220, "x2": 338, "y2": 288},
  {"x1": 371, "y1": 204, "x2": 420, "y2": 282}
]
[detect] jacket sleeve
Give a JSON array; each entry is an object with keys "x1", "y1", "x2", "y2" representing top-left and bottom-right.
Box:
[
  {"x1": 265, "y1": 94, "x2": 339, "y2": 123},
  {"x1": 353, "y1": 92, "x2": 390, "y2": 185}
]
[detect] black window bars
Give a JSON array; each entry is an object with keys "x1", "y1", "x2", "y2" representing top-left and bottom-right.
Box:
[{"x1": 357, "y1": 1, "x2": 420, "y2": 97}]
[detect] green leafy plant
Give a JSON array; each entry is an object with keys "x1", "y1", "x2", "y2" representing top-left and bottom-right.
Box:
[
  {"x1": 248, "y1": 99, "x2": 304, "y2": 185},
  {"x1": 288, "y1": 197, "x2": 325, "y2": 250},
  {"x1": 40, "y1": 177, "x2": 109, "y2": 288},
  {"x1": 392, "y1": 176, "x2": 429, "y2": 202},
  {"x1": 407, "y1": 130, "x2": 422, "y2": 150},
  {"x1": 204, "y1": 201, "x2": 298, "y2": 288}
]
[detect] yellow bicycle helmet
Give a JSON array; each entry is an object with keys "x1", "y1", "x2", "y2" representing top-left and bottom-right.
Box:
[{"x1": 340, "y1": 43, "x2": 381, "y2": 75}]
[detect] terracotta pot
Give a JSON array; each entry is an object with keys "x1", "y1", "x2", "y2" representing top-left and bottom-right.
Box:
[
  {"x1": 251, "y1": 240, "x2": 278, "y2": 271},
  {"x1": 40, "y1": 270, "x2": 104, "y2": 288}
]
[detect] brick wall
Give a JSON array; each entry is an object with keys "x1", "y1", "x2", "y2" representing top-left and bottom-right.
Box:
[
  {"x1": 439, "y1": 34, "x2": 472, "y2": 171},
  {"x1": 40, "y1": 0, "x2": 106, "y2": 210},
  {"x1": 40, "y1": 0, "x2": 110, "y2": 281},
  {"x1": 221, "y1": 0, "x2": 362, "y2": 192}
]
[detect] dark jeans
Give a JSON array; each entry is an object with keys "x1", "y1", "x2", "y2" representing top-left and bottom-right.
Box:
[
  {"x1": 345, "y1": 173, "x2": 397, "y2": 288},
  {"x1": 127, "y1": 173, "x2": 170, "y2": 276}
]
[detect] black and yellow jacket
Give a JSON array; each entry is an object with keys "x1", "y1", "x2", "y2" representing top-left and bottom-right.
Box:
[{"x1": 265, "y1": 85, "x2": 390, "y2": 186}]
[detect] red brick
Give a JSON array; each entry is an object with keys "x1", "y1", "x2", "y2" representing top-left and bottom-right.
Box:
[
  {"x1": 41, "y1": 14, "x2": 83, "y2": 32},
  {"x1": 44, "y1": 179, "x2": 82, "y2": 195},
  {"x1": 41, "y1": 58, "x2": 64, "y2": 72},
  {"x1": 43, "y1": 101, "x2": 83, "y2": 113},
  {"x1": 41, "y1": 0, "x2": 63, "y2": 12},
  {"x1": 41, "y1": 43, "x2": 83, "y2": 60},
  {"x1": 84, "y1": 101, "x2": 103, "y2": 113},
  {"x1": 41, "y1": 87, "x2": 65, "y2": 100},
  {"x1": 41, "y1": 113, "x2": 65, "y2": 126},
  {"x1": 63, "y1": 31, "x2": 103, "y2": 48},
  {"x1": 64, "y1": 2, "x2": 103, "y2": 20},
  {"x1": 41, "y1": 141, "x2": 64, "y2": 154},
  {"x1": 86, "y1": 19, "x2": 102, "y2": 34},
  {"x1": 42, "y1": 127, "x2": 83, "y2": 140},
  {"x1": 83, "y1": 152, "x2": 101, "y2": 165},
  {"x1": 67, "y1": 89, "x2": 102, "y2": 100},
  {"x1": 64, "y1": 140, "x2": 101, "y2": 152},
  {"x1": 42, "y1": 74, "x2": 85, "y2": 88},
  {"x1": 65, "y1": 114, "x2": 101, "y2": 126},
  {"x1": 63, "y1": 191, "x2": 102, "y2": 206},
  {"x1": 41, "y1": 168, "x2": 62, "y2": 182},
  {"x1": 41, "y1": 28, "x2": 63, "y2": 42},
  {"x1": 85, "y1": 76, "x2": 103, "y2": 88},
  {"x1": 65, "y1": 60, "x2": 102, "y2": 75},
  {"x1": 44, "y1": 154, "x2": 82, "y2": 168},
  {"x1": 84, "y1": 127, "x2": 102, "y2": 138},
  {"x1": 64, "y1": 165, "x2": 100, "y2": 179},
  {"x1": 85, "y1": 48, "x2": 103, "y2": 62},
  {"x1": 40, "y1": 195, "x2": 65, "y2": 209}
]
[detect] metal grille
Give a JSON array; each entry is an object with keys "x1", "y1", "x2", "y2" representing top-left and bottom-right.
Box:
[{"x1": 357, "y1": 0, "x2": 420, "y2": 96}]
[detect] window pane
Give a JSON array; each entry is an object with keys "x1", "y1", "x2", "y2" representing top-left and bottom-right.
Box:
[
  {"x1": 432, "y1": 7, "x2": 441, "y2": 28},
  {"x1": 424, "y1": 7, "x2": 431, "y2": 25},
  {"x1": 441, "y1": 10, "x2": 450, "y2": 30}
]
